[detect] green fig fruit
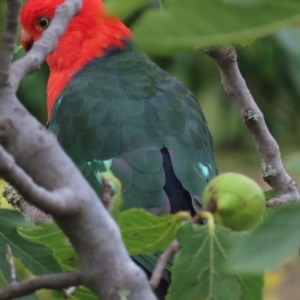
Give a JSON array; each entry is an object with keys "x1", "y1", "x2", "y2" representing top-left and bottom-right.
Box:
[{"x1": 202, "y1": 173, "x2": 265, "y2": 231}]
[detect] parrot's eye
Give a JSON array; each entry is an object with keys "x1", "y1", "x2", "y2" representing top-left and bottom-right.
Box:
[{"x1": 37, "y1": 17, "x2": 50, "y2": 29}]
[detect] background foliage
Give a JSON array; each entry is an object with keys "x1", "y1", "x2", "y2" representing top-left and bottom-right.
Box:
[{"x1": 0, "y1": 0, "x2": 300, "y2": 299}]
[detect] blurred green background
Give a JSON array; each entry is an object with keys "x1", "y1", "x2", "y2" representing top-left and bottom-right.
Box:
[{"x1": 1, "y1": 0, "x2": 300, "y2": 299}]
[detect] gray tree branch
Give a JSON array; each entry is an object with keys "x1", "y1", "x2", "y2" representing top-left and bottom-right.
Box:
[
  {"x1": 3, "y1": 182, "x2": 52, "y2": 224},
  {"x1": 9, "y1": 0, "x2": 82, "y2": 91},
  {"x1": 0, "y1": 144, "x2": 79, "y2": 215},
  {"x1": 0, "y1": 0, "x2": 157, "y2": 299},
  {"x1": 0, "y1": 271, "x2": 82, "y2": 300},
  {"x1": 0, "y1": 0, "x2": 22, "y2": 85},
  {"x1": 205, "y1": 46, "x2": 300, "y2": 204}
]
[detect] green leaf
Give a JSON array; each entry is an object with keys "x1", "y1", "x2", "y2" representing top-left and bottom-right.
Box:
[
  {"x1": 133, "y1": 0, "x2": 300, "y2": 55},
  {"x1": 14, "y1": 294, "x2": 38, "y2": 300},
  {"x1": 167, "y1": 222, "x2": 263, "y2": 300},
  {"x1": 18, "y1": 222, "x2": 79, "y2": 272},
  {"x1": 120, "y1": 209, "x2": 188, "y2": 254},
  {"x1": 232, "y1": 204, "x2": 300, "y2": 273},
  {"x1": 18, "y1": 223, "x2": 98, "y2": 300},
  {"x1": 70, "y1": 287, "x2": 98, "y2": 300},
  {"x1": 0, "y1": 209, "x2": 61, "y2": 285}
]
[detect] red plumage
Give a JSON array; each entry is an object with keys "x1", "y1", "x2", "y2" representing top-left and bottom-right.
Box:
[{"x1": 21, "y1": 0, "x2": 132, "y2": 119}]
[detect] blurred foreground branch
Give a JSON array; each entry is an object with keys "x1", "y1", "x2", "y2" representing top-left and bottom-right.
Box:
[{"x1": 205, "y1": 46, "x2": 300, "y2": 205}]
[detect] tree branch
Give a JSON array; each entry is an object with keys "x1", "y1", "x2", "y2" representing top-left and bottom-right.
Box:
[
  {"x1": 9, "y1": 0, "x2": 82, "y2": 91},
  {"x1": 205, "y1": 46, "x2": 300, "y2": 203},
  {"x1": 266, "y1": 197, "x2": 291, "y2": 208},
  {"x1": 3, "y1": 182, "x2": 52, "y2": 224},
  {"x1": 0, "y1": 0, "x2": 157, "y2": 299},
  {"x1": 0, "y1": 0, "x2": 22, "y2": 86},
  {"x1": 18, "y1": 198, "x2": 53, "y2": 224},
  {"x1": 0, "y1": 271, "x2": 81, "y2": 300},
  {"x1": 0, "y1": 144, "x2": 79, "y2": 216}
]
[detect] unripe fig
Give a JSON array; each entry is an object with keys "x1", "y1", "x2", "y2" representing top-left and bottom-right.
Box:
[{"x1": 202, "y1": 173, "x2": 265, "y2": 231}]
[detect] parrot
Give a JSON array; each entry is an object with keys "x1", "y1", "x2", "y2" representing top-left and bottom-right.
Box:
[{"x1": 20, "y1": 0, "x2": 218, "y2": 298}]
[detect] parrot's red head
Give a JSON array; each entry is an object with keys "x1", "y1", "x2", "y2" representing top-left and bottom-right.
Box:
[{"x1": 21, "y1": 0, "x2": 132, "y2": 120}]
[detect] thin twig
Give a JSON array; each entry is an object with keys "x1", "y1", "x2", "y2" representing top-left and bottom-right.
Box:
[
  {"x1": 205, "y1": 46, "x2": 300, "y2": 203},
  {"x1": 102, "y1": 178, "x2": 112, "y2": 209},
  {"x1": 6, "y1": 245, "x2": 16, "y2": 283},
  {"x1": 0, "y1": 271, "x2": 81, "y2": 300},
  {"x1": 149, "y1": 241, "x2": 180, "y2": 290},
  {"x1": 193, "y1": 201, "x2": 217, "y2": 223}
]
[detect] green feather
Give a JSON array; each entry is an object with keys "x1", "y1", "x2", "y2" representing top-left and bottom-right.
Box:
[
  {"x1": 48, "y1": 42, "x2": 218, "y2": 276},
  {"x1": 49, "y1": 42, "x2": 217, "y2": 205}
]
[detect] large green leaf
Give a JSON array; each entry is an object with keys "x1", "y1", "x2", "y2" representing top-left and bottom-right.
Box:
[
  {"x1": 19, "y1": 295, "x2": 38, "y2": 300},
  {"x1": 18, "y1": 222, "x2": 78, "y2": 272},
  {"x1": 0, "y1": 209, "x2": 61, "y2": 285},
  {"x1": 120, "y1": 209, "x2": 188, "y2": 254},
  {"x1": 18, "y1": 222, "x2": 98, "y2": 300},
  {"x1": 232, "y1": 204, "x2": 300, "y2": 273},
  {"x1": 167, "y1": 221, "x2": 263, "y2": 300},
  {"x1": 133, "y1": 0, "x2": 300, "y2": 55}
]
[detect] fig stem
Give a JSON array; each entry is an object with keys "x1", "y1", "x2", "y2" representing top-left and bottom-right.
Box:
[
  {"x1": 203, "y1": 200, "x2": 218, "y2": 213},
  {"x1": 199, "y1": 211, "x2": 215, "y2": 231}
]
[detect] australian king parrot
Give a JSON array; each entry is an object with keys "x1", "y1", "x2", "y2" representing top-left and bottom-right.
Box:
[{"x1": 21, "y1": 0, "x2": 218, "y2": 298}]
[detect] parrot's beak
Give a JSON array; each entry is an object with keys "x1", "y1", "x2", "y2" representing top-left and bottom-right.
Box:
[{"x1": 21, "y1": 29, "x2": 33, "y2": 52}]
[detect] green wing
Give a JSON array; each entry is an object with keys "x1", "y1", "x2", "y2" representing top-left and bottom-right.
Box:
[{"x1": 48, "y1": 43, "x2": 217, "y2": 214}]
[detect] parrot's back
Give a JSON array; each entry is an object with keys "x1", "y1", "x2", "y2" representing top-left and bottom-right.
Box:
[
  {"x1": 49, "y1": 43, "x2": 217, "y2": 214},
  {"x1": 48, "y1": 43, "x2": 217, "y2": 297}
]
